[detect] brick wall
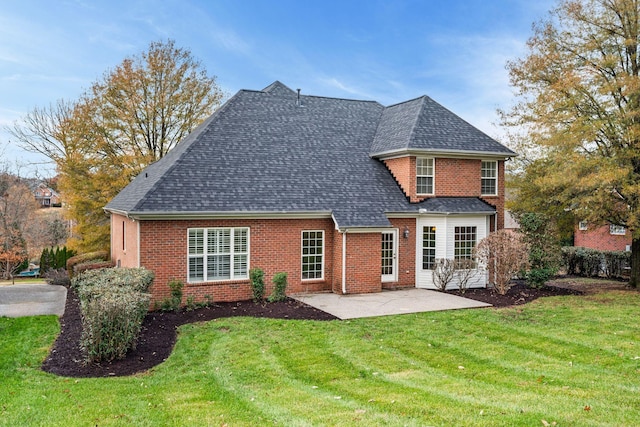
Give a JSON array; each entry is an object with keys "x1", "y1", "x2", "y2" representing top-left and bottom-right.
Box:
[
  {"x1": 138, "y1": 218, "x2": 336, "y2": 305},
  {"x1": 574, "y1": 224, "x2": 632, "y2": 252},
  {"x1": 343, "y1": 232, "x2": 382, "y2": 294},
  {"x1": 383, "y1": 156, "x2": 505, "y2": 229},
  {"x1": 385, "y1": 218, "x2": 417, "y2": 289}
]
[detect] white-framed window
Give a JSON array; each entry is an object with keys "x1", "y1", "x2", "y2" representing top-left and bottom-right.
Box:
[
  {"x1": 416, "y1": 157, "x2": 434, "y2": 195},
  {"x1": 578, "y1": 221, "x2": 588, "y2": 231},
  {"x1": 454, "y1": 226, "x2": 477, "y2": 260},
  {"x1": 188, "y1": 227, "x2": 249, "y2": 282},
  {"x1": 610, "y1": 224, "x2": 626, "y2": 235},
  {"x1": 422, "y1": 226, "x2": 436, "y2": 270},
  {"x1": 481, "y1": 160, "x2": 498, "y2": 196},
  {"x1": 302, "y1": 230, "x2": 324, "y2": 280}
]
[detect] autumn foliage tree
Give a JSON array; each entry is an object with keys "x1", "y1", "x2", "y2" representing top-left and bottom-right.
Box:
[
  {"x1": 475, "y1": 230, "x2": 529, "y2": 295},
  {"x1": 0, "y1": 173, "x2": 39, "y2": 280},
  {"x1": 10, "y1": 40, "x2": 224, "y2": 253},
  {"x1": 501, "y1": 0, "x2": 640, "y2": 287}
]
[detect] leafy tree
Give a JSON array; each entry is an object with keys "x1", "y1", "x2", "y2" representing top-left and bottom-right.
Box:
[
  {"x1": 9, "y1": 40, "x2": 224, "y2": 253},
  {"x1": 501, "y1": 0, "x2": 640, "y2": 287},
  {"x1": 0, "y1": 173, "x2": 38, "y2": 280}
]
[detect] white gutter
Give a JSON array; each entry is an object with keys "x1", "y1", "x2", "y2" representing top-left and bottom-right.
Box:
[{"x1": 342, "y1": 230, "x2": 347, "y2": 294}]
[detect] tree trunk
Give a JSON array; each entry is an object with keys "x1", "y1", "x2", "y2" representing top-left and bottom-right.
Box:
[{"x1": 630, "y1": 238, "x2": 640, "y2": 288}]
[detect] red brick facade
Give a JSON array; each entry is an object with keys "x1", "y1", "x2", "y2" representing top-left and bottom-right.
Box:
[
  {"x1": 110, "y1": 157, "x2": 506, "y2": 305},
  {"x1": 574, "y1": 224, "x2": 632, "y2": 252},
  {"x1": 383, "y1": 156, "x2": 505, "y2": 230},
  {"x1": 111, "y1": 215, "x2": 420, "y2": 306}
]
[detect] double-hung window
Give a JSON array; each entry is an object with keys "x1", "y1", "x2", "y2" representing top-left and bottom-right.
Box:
[
  {"x1": 416, "y1": 157, "x2": 434, "y2": 195},
  {"x1": 302, "y1": 230, "x2": 324, "y2": 280},
  {"x1": 481, "y1": 161, "x2": 497, "y2": 196},
  {"x1": 188, "y1": 227, "x2": 249, "y2": 282},
  {"x1": 454, "y1": 226, "x2": 476, "y2": 260},
  {"x1": 610, "y1": 224, "x2": 626, "y2": 235}
]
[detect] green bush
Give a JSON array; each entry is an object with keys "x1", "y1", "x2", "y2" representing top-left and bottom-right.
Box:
[
  {"x1": 517, "y1": 213, "x2": 560, "y2": 288},
  {"x1": 268, "y1": 272, "x2": 288, "y2": 302},
  {"x1": 561, "y1": 246, "x2": 630, "y2": 279},
  {"x1": 249, "y1": 268, "x2": 265, "y2": 302},
  {"x1": 72, "y1": 267, "x2": 154, "y2": 364},
  {"x1": 155, "y1": 279, "x2": 184, "y2": 311},
  {"x1": 66, "y1": 250, "x2": 109, "y2": 278},
  {"x1": 40, "y1": 246, "x2": 76, "y2": 275},
  {"x1": 79, "y1": 289, "x2": 150, "y2": 363},
  {"x1": 72, "y1": 267, "x2": 155, "y2": 294},
  {"x1": 44, "y1": 268, "x2": 70, "y2": 286}
]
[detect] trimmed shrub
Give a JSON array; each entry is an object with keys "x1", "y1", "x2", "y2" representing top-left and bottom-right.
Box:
[
  {"x1": 67, "y1": 250, "x2": 109, "y2": 278},
  {"x1": 155, "y1": 279, "x2": 184, "y2": 311},
  {"x1": 72, "y1": 267, "x2": 155, "y2": 294},
  {"x1": 44, "y1": 268, "x2": 70, "y2": 286},
  {"x1": 73, "y1": 260, "x2": 115, "y2": 276},
  {"x1": 561, "y1": 246, "x2": 630, "y2": 279},
  {"x1": 79, "y1": 289, "x2": 150, "y2": 363},
  {"x1": 249, "y1": 268, "x2": 266, "y2": 302},
  {"x1": 268, "y1": 272, "x2": 288, "y2": 302},
  {"x1": 72, "y1": 267, "x2": 154, "y2": 364}
]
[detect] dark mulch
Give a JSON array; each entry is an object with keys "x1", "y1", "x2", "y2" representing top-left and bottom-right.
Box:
[
  {"x1": 41, "y1": 282, "x2": 583, "y2": 378},
  {"x1": 41, "y1": 289, "x2": 336, "y2": 378},
  {"x1": 447, "y1": 281, "x2": 583, "y2": 307}
]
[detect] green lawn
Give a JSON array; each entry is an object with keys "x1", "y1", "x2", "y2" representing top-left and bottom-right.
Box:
[{"x1": 1, "y1": 290, "x2": 639, "y2": 426}]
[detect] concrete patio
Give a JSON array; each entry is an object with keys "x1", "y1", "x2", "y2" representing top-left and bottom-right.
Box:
[{"x1": 293, "y1": 288, "x2": 491, "y2": 319}]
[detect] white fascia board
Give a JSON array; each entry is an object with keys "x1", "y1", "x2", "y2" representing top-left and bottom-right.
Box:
[
  {"x1": 116, "y1": 210, "x2": 334, "y2": 221},
  {"x1": 386, "y1": 211, "x2": 495, "y2": 218},
  {"x1": 337, "y1": 226, "x2": 396, "y2": 233},
  {"x1": 372, "y1": 149, "x2": 516, "y2": 161}
]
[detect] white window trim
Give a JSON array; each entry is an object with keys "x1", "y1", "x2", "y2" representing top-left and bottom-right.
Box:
[
  {"x1": 481, "y1": 160, "x2": 498, "y2": 196},
  {"x1": 610, "y1": 224, "x2": 626, "y2": 235},
  {"x1": 187, "y1": 227, "x2": 250, "y2": 283},
  {"x1": 578, "y1": 221, "x2": 588, "y2": 231},
  {"x1": 301, "y1": 230, "x2": 325, "y2": 281},
  {"x1": 416, "y1": 157, "x2": 435, "y2": 196}
]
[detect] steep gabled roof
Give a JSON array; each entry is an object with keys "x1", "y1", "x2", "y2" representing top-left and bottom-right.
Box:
[
  {"x1": 370, "y1": 96, "x2": 516, "y2": 158},
  {"x1": 105, "y1": 82, "x2": 505, "y2": 228}
]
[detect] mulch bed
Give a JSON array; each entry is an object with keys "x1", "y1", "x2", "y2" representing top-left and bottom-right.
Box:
[{"x1": 41, "y1": 282, "x2": 583, "y2": 378}]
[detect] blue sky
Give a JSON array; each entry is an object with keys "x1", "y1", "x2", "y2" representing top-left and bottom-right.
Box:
[{"x1": 1, "y1": 0, "x2": 555, "y2": 176}]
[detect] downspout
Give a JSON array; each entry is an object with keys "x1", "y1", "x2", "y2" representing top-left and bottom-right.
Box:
[{"x1": 342, "y1": 230, "x2": 347, "y2": 294}]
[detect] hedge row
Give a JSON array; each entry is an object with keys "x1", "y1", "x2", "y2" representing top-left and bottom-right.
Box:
[
  {"x1": 71, "y1": 267, "x2": 154, "y2": 364},
  {"x1": 561, "y1": 246, "x2": 630, "y2": 279}
]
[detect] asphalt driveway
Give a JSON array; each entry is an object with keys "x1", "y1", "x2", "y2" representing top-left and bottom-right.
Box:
[{"x1": 0, "y1": 284, "x2": 67, "y2": 317}]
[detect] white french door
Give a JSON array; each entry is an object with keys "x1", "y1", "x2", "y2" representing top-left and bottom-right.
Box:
[{"x1": 381, "y1": 230, "x2": 398, "y2": 282}]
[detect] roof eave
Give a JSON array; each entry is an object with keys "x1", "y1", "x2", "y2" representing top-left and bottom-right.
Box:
[
  {"x1": 103, "y1": 209, "x2": 334, "y2": 221},
  {"x1": 371, "y1": 148, "x2": 517, "y2": 160}
]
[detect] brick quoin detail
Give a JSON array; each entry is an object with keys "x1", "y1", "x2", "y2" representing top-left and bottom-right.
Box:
[{"x1": 574, "y1": 225, "x2": 632, "y2": 252}]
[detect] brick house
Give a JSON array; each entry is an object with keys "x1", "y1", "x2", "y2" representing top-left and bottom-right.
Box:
[
  {"x1": 105, "y1": 82, "x2": 516, "y2": 304},
  {"x1": 574, "y1": 221, "x2": 631, "y2": 252},
  {"x1": 34, "y1": 183, "x2": 61, "y2": 208}
]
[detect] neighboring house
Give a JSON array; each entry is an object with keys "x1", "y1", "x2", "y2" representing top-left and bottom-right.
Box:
[
  {"x1": 34, "y1": 184, "x2": 61, "y2": 208},
  {"x1": 105, "y1": 82, "x2": 516, "y2": 303},
  {"x1": 574, "y1": 221, "x2": 631, "y2": 252}
]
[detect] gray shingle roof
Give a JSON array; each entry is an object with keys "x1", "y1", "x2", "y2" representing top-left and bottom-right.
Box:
[
  {"x1": 105, "y1": 82, "x2": 505, "y2": 228},
  {"x1": 370, "y1": 96, "x2": 516, "y2": 157}
]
